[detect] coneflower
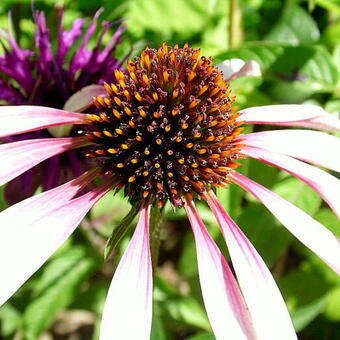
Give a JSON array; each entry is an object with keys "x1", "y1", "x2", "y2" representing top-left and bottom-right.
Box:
[
  {"x1": 0, "y1": 43, "x2": 339, "y2": 340},
  {"x1": 0, "y1": 7, "x2": 124, "y2": 203}
]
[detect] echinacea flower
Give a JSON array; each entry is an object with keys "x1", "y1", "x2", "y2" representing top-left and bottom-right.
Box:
[
  {"x1": 0, "y1": 8, "x2": 124, "y2": 203},
  {"x1": 0, "y1": 43, "x2": 339, "y2": 339}
]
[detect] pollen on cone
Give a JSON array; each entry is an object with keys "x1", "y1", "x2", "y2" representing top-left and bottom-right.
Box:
[{"x1": 84, "y1": 43, "x2": 243, "y2": 206}]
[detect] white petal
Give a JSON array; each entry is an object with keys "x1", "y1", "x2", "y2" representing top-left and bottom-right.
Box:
[
  {"x1": 217, "y1": 59, "x2": 261, "y2": 80},
  {"x1": 0, "y1": 105, "x2": 86, "y2": 138},
  {"x1": 0, "y1": 182, "x2": 111, "y2": 306},
  {"x1": 242, "y1": 146, "x2": 340, "y2": 218},
  {"x1": 242, "y1": 129, "x2": 340, "y2": 172},
  {"x1": 230, "y1": 172, "x2": 340, "y2": 274},
  {"x1": 207, "y1": 191, "x2": 298, "y2": 340},
  {"x1": 63, "y1": 84, "x2": 107, "y2": 112},
  {"x1": 0, "y1": 137, "x2": 87, "y2": 186},
  {"x1": 100, "y1": 205, "x2": 153, "y2": 340},
  {"x1": 238, "y1": 104, "x2": 340, "y2": 132},
  {"x1": 185, "y1": 200, "x2": 256, "y2": 340},
  {"x1": 0, "y1": 170, "x2": 97, "y2": 235}
]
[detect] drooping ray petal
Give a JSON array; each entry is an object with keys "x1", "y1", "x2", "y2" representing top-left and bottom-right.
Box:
[
  {"x1": 242, "y1": 146, "x2": 340, "y2": 218},
  {"x1": 242, "y1": 130, "x2": 340, "y2": 172},
  {"x1": 0, "y1": 106, "x2": 87, "y2": 138},
  {"x1": 185, "y1": 200, "x2": 256, "y2": 340},
  {"x1": 100, "y1": 205, "x2": 153, "y2": 340},
  {"x1": 0, "y1": 169, "x2": 98, "y2": 235},
  {"x1": 238, "y1": 105, "x2": 340, "y2": 132},
  {"x1": 230, "y1": 172, "x2": 340, "y2": 274},
  {"x1": 277, "y1": 115, "x2": 340, "y2": 132},
  {"x1": 0, "y1": 136, "x2": 88, "y2": 186},
  {"x1": 63, "y1": 85, "x2": 107, "y2": 112},
  {"x1": 0, "y1": 181, "x2": 112, "y2": 306},
  {"x1": 206, "y1": 191, "x2": 298, "y2": 340},
  {"x1": 217, "y1": 59, "x2": 261, "y2": 81}
]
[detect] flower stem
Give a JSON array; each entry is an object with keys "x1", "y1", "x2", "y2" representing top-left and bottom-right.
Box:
[
  {"x1": 150, "y1": 204, "x2": 164, "y2": 273},
  {"x1": 228, "y1": 0, "x2": 243, "y2": 49}
]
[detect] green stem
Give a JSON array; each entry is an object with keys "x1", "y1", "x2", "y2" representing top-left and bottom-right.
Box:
[
  {"x1": 150, "y1": 205, "x2": 164, "y2": 273},
  {"x1": 228, "y1": 0, "x2": 243, "y2": 49}
]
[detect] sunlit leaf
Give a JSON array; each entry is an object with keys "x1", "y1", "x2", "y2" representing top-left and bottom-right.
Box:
[
  {"x1": 266, "y1": 4, "x2": 319, "y2": 45},
  {"x1": 272, "y1": 177, "x2": 322, "y2": 216},
  {"x1": 291, "y1": 296, "x2": 327, "y2": 331},
  {"x1": 324, "y1": 286, "x2": 340, "y2": 321},
  {"x1": 23, "y1": 246, "x2": 99, "y2": 339},
  {"x1": 237, "y1": 203, "x2": 293, "y2": 266},
  {"x1": 0, "y1": 304, "x2": 22, "y2": 337},
  {"x1": 185, "y1": 332, "x2": 216, "y2": 340}
]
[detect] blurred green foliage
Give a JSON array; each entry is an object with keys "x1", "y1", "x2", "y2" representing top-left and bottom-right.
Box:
[{"x1": 0, "y1": 0, "x2": 339, "y2": 339}]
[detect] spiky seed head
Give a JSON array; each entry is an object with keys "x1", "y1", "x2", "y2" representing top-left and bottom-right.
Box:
[{"x1": 85, "y1": 43, "x2": 243, "y2": 207}]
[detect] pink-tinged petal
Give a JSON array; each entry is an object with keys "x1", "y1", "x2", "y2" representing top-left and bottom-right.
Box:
[
  {"x1": 206, "y1": 191, "x2": 298, "y2": 340},
  {"x1": 217, "y1": 59, "x2": 246, "y2": 79},
  {"x1": 231, "y1": 60, "x2": 261, "y2": 80},
  {"x1": 238, "y1": 105, "x2": 340, "y2": 132},
  {"x1": 185, "y1": 200, "x2": 256, "y2": 340},
  {"x1": 63, "y1": 85, "x2": 107, "y2": 112},
  {"x1": 242, "y1": 130, "x2": 340, "y2": 172},
  {"x1": 283, "y1": 114, "x2": 340, "y2": 132},
  {"x1": 0, "y1": 170, "x2": 98, "y2": 234},
  {"x1": 217, "y1": 59, "x2": 261, "y2": 81},
  {"x1": 100, "y1": 205, "x2": 153, "y2": 340},
  {"x1": 0, "y1": 105, "x2": 87, "y2": 138},
  {"x1": 0, "y1": 136, "x2": 88, "y2": 186},
  {"x1": 0, "y1": 181, "x2": 112, "y2": 306},
  {"x1": 242, "y1": 146, "x2": 340, "y2": 218},
  {"x1": 230, "y1": 172, "x2": 340, "y2": 274}
]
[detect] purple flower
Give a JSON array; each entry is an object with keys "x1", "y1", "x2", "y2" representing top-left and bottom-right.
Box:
[{"x1": 0, "y1": 8, "x2": 125, "y2": 203}]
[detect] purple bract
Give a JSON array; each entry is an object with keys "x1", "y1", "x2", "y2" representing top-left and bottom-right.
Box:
[{"x1": 0, "y1": 8, "x2": 125, "y2": 203}]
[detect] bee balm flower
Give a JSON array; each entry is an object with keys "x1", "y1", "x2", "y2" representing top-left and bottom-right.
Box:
[
  {"x1": 0, "y1": 8, "x2": 124, "y2": 203},
  {"x1": 0, "y1": 43, "x2": 339, "y2": 340}
]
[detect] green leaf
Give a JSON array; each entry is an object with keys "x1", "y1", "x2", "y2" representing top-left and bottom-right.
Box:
[
  {"x1": 216, "y1": 157, "x2": 251, "y2": 219},
  {"x1": 0, "y1": 304, "x2": 22, "y2": 337},
  {"x1": 324, "y1": 286, "x2": 340, "y2": 321},
  {"x1": 185, "y1": 332, "x2": 215, "y2": 340},
  {"x1": 296, "y1": 246, "x2": 340, "y2": 285},
  {"x1": 178, "y1": 232, "x2": 198, "y2": 277},
  {"x1": 104, "y1": 203, "x2": 140, "y2": 260},
  {"x1": 216, "y1": 43, "x2": 285, "y2": 69},
  {"x1": 265, "y1": 3, "x2": 320, "y2": 45},
  {"x1": 280, "y1": 266, "x2": 332, "y2": 309},
  {"x1": 322, "y1": 20, "x2": 340, "y2": 48},
  {"x1": 237, "y1": 203, "x2": 293, "y2": 266},
  {"x1": 315, "y1": 0, "x2": 340, "y2": 15},
  {"x1": 71, "y1": 281, "x2": 110, "y2": 315},
  {"x1": 155, "y1": 277, "x2": 210, "y2": 331},
  {"x1": 217, "y1": 44, "x2": 339, "y2": 93},
  {"x1": 314, "y1": 208, "x2": 340, "y2": 238},
  {"x1": 124, "y1": 0, "x2": 214, "y2": 40},
  {"x1": 291, "y1": 296, "x2": 327, "y2": 332},
  {"x1": 297, "y1": 46, "x2": 339, "y2": 90},
  {"x1": 151, "y1": 310, "x2": 167, "y2": 340},
  {"x1": 22, "y1": 246, "x2": 99, "y2": 339},
  {"x1": 332, "y1": 44, "x2": 340, "y2": 71},
  {"x1": 272, "y1": 177, "x2": 322, "y2": 216},
  {"x1": 91, "y1": 190, "x2": 130, "y2": 221},
  {"x1": 325, "y1": 99, "x2": 340, "y2": 115},
  {"x1": 248, "y1": 158, "x2": 280, "y2": 189},
  {"x1": 0, "y1": 185, "x2": 8, "y2": 212},
  {"x1": 164, "y1": 296, "x2": 210, "y2": 331}
]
